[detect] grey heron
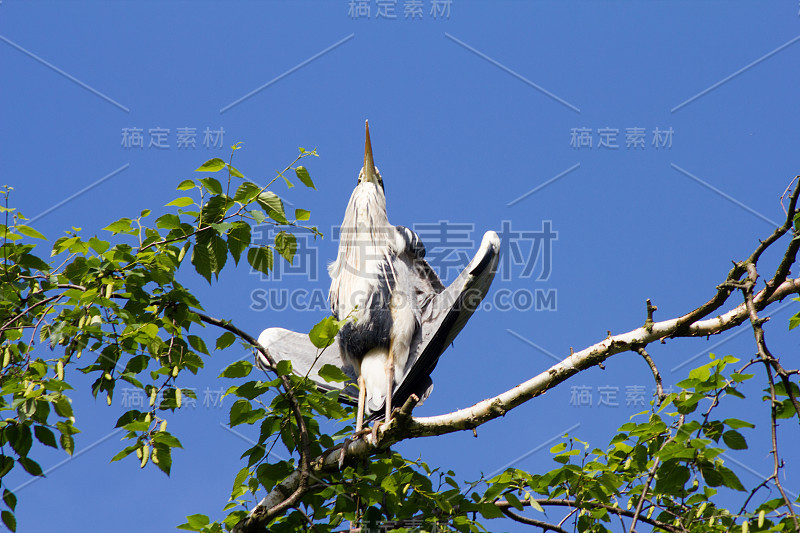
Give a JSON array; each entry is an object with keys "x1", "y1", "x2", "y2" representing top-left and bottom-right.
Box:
[
  {"x1": 256, "y1": 124, "x2": 500, "y2": 433},
  {"x1": 328, "y1": 121, "x2": 441, "y2": 432}
]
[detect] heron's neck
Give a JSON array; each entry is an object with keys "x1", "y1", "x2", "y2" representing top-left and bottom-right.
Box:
[{"x1": 347, "y1": 184, "x2": 390, "y2": 237}]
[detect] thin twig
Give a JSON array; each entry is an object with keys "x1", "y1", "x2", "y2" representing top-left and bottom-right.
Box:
[
  {"x1": 499, "y1": 506, "x2": 567, "y2": 532},
  {"x1": 741, "y1": 264, "x2": 799, "y2": 531},
  {"x1": 635, "y1": 346, "x2": 664, "y2": 404},
  {"x1": 495, "y1": 498, "x2": 684, "y2": 533}
]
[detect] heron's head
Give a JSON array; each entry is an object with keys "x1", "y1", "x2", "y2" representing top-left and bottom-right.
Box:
[{"x1": 357, "y1": 121, "x2": 384, "y2": 191}]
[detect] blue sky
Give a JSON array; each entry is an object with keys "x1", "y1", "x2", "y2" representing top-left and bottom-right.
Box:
[{"x1": 2, "y1": 1, "x2": 800, "y2": 532}]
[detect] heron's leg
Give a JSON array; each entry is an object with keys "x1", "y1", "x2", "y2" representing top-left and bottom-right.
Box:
[
  {"x1": 385, "y1": 341, "x2": 395, "y2": 424},
  {"x1": 356, "y1": 375, "x2": 366, "y2": 433}
]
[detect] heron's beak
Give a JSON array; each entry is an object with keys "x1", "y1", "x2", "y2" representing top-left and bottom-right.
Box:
[{"x1": 362, "y1": 120, "x2": 380, "y2": 186}]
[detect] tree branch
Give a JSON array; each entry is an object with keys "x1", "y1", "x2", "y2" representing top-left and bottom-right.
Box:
[
  {"x1": 635, "y1": 345, "x2": 664, "y2": 404},
  {"x1": 498, "y1": 506, "x2": 567, "y2": 532},
  {"x1": 495, "y1": 498, "x2": 685, "y2": 533},
  {"x1": 196, "y1": 310, "x2": 312, "y2": 532},
  {"x1": 741, "y1": 264, "x2": 799, "y2": 531}
]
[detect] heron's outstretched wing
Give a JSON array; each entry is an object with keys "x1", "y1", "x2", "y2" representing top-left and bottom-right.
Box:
[
  {"x1": 256, "y1": 329, "x2": 359, "y2": 405},
  {"x1": 365, "y1": 230, "x2": 500, "y2": 420},
  {"x1": 257, "y1": 230, "x2": 501, "y2": 417}
]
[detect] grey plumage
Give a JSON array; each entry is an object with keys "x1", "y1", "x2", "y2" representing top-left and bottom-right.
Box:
[{"x1": 328, "y1": 121, "x2": 440, "y2": 430}]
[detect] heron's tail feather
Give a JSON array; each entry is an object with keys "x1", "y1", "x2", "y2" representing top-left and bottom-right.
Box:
[{"x1": 360, "y1": 348, "x2": 389, "y2": 412}]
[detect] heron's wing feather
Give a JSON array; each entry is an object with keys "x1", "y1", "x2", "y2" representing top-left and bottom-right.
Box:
[
  {"x1": 257, "y1": 231, "x2": 500, "y2": 418},
  {"x1": 393, "y1": 224, "x2": 445, "y2": 311},
  {"x1": 256, "y1": 328, "x2": 359, "y2": 404},
  {"x1": 365, "y1": 230, "x2": 500, "y2": 420},
  {"x1": 412, "y1": 255, "x2": 445, "y2": 297}
]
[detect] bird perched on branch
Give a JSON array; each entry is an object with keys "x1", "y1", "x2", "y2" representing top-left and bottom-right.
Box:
[{"x1": 328, "y1": 121, "x2": 443, "y2": 432}]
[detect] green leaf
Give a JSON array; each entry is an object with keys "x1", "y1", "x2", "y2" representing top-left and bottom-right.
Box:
[
  {"x1": 724, "y1": 418, "x2": 755, "y2": 430},
  {"x1": 18, "y1": 457, "x2": 43, "y2": 476},
  {"x1": 7, "y1": 424, "x2": 32, "y2": 457},
  {"x1": 0, "y1": 457, "x2": 13, "y2": 479},
  {"x1": 88, "y1": 236, "x2": 109, "y2": 254},
  {"x1": 196, "y1": 158, "x2": 226, "y2": 172},
  {"x1": 227, "y1": 222, "x2": 251, "y2": 265},
  {"x1": 152, "y1": 432, "x2": 183, "y2": 449},
  {"x1": 188, "y1": 335, "x2": 209, "y2": 355},
  {"x1": 3, "y1": 490, "x2": 16, "y2": 512},
  {"x1": 220, "y1": 361, "x2": 253, "y2": 379},
  {"x1": 192, "y1": 230, "x2": 228, "y2": 282},
  {"x1": 229, "y1": 399, "x2": 265, "y2": 426},
  {"x1": 179, "y1": 514, "x2": 210, "y2": 531},
  {"x1": 479, "y1": 502, "x2": 505, "y2": 519},
  {"x1": 59, "y1": 431, "x2": 75, "y2": 456},
  {"x1": 529, "y1": 499, "x2": 545, "y2": 513},
  {"x1": 16, "y1": 225, "x2": 46, "y2": 240},
  {"x1": 152, "y1": 445, "x2": 173, "y2": 476},
  {"x1": 655, "y1": 461, "x2": 691, "y2": 494},
  {"x1": 294, "y1": 208, "x2": 310, "y2": 221},
  {"x1": 53, "y1": 396, "x2": 74, "y2": 418},
  {"x1": 247, "y1": 246, "x2": 273, "y2": 276},
  {"x1": 177, "y1": 179, "x2": 195, "y2": 191},
  {"x1": 295, "y1": 166, "x2": 315, "y2": 189},
  {"x1": 199, "y1": 177, "x2": 223, "y2": 195},
  {"x1": 200, "y1": 195, "x2": 229, "y2": 224},
  {"x1": 257, "y1": 192, "x2": 288, "y2": 225},
  {"x1": 274, "y1": 231, "x2": 296, "y2": 265},
  {"x1": 156, "y1": 214, "x2": 182, "y2": 230},
  {"x1": 718, "y1": 464, "x2": 745, "y2": 491},
  {"x1": 110, "y1": 445, "x2": 138, "y2": 463},
  {"x1": 103, "y1": 218, "x2": 133, "y2": 234},
  {"x1": 505, "y1": 492, "x2": 524, "y2": 511},
  {"x1": 166, "y1": 197, "x2": 195, "y2": 208},
  {"x1": 722, "y1": 430, "x2": 747, "y2": 450},
  {"x1": 2, "y1": 510, "x2": 16, "y2": 532},
  {"x1": 233, "y1": 182, "x2": 260, "y2": 204},
  {"x1": 216, "y1": 332, "x2": 236, "y2": 350},
  {"x1": 318, "y1": 364, "x2": 350, "y2": 383},
  {"x1": 276, "y1": 360, "x2": 292, "y2": 376},
  {"x1": 17, "y1": 253, "x2": 50, "y2": 271},
  {"x1": 550, "y1": 442, "x2": 567, "y2": 454},
  {"x1": 227, "y1": 165, "x2": 244, "y2": 178},
  {"x1": 309, "y1": 316, "x2": 343, "y2": 349},
  {"x1": 33, "y1": 426, "x2": 57, "y2": 448}
]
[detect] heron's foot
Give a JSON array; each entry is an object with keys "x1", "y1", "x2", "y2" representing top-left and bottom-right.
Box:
[
  {"x1": 351, "y1": 427, "x2": 371, "y2": 440},
  {"x1": 338, "y1": 438, "x2": 349, "y2": 469},
  {"x1": 333, "y1": 427, "x2": 374, "y2": 466},
  {"x1": 371, "y1": 420, "x2": 382, "y2": 443},
  {"x1": 339, "y1": 427, "x2": 369, "y2": 468}
]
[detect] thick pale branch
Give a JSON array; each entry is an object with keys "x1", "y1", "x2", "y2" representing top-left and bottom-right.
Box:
[{"x1": 409, "y1": 278, "x2": 800, "y2": 436}]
